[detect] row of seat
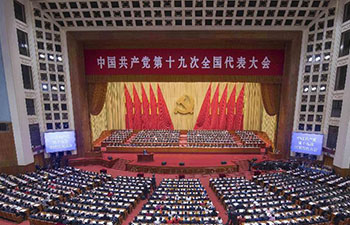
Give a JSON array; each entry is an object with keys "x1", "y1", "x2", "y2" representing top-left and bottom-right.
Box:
[
  {"x1": 132, "y1": 178, "x2": 223, "y2": 224},
  {"x1": 253, "y1": 168, "x2": 350, "y2": 225},
  {"x1": 210, "y1": 176, "x2": 329, "y2": 225}
]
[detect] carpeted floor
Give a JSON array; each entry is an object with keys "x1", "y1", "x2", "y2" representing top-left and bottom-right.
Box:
[{"x1": 0, "y1": 219, "x2": 30, "y2": 225}]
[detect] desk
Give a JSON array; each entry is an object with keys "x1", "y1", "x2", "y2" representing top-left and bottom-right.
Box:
[{"x1": 137, "y1": 154, "x2": 154, "y2": 162}]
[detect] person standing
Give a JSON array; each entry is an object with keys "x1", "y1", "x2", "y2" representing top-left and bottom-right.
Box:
[
  {"x1": 226, "y1": 206, "x2": 234, "y2": 225},
  {"x1": 143, "y1": 183, "x2": 149, "y2": 199},
  {"x1": 151, "y1": 173, "x2": 156, "y2": 190}
]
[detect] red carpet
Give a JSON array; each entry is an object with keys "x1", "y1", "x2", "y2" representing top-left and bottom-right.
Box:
[{"x1": 0, "y1": 219, "x2": 29, "y2": 225}]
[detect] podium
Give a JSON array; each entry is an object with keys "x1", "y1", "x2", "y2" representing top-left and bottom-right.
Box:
[{"x1": 137, "y1": 154, "x2": 154, "y2": 162}]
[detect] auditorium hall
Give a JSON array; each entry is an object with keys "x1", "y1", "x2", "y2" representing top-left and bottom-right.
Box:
[{"x1": 1, "y1": 0, "x2": 350, "y2": 224}]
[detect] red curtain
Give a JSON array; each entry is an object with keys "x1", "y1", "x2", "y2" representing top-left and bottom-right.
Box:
[
  {"x1": 157, "y1": 84, "x2": 174, "y2": 130},
  {"x1": 141, "y1": 84, "x2": 150, "y2": 130},
  {"x1": 261, "y1": 84, "x2": 280, "y2": 116},
  {"x1": 88, "y1": 83, "x2": 107, "y2": 115},
  {"x1": 226, "y1": 85, "x2": 236, "y2": 130},
  {"x1": 210, "y1": 84, "x2": 220, "y2": 129},
  {"x1": 149, "y1": 84, "x2": 158, "y2": 130},
  {"x1": 194, "y1": 84, "x2": 211, "y2": 130},
  {"x1": 124, "y1": 84, "x2": 134, "y2": 129},
  {"x1": 133, "y1": 84, "x2": 142, "y2": 130},
  {"x1": 218, "y1": 84, "x2": 228, "y2": 130}
]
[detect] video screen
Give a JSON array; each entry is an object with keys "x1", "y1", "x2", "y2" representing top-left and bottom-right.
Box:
[
  {"x1": 44, "y1": 131, "x2": 76, "y2": 153},
  {"x1": 291, "y1": 132, "x2": 323, "y2": 156}
]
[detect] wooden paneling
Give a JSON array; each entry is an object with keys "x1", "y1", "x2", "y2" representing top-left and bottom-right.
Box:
[
  {"x1": 33, "y1": 152, "x2": 45, "y2": 168},
  {"x1": 333, "y1": 166, "x2": 350, "y2": 177},
  {"x1": 323, "y1": 155, "x2": 334, "y2": 167},
  {"x1": 0, "y1": 163, "x2": 35, "y2": 175},
  {"x1": 275, "y1": 34, "x2": 302, "y2": 158},
  {"x1": 125, "y1": 164, "x2": 239, "y2": 174},
  {"x1": 67, "y1": 30, "x2": 302, "y2": 157},
  {"x1": 67, "y1": 34, "x2": 92, "y2": 157},
  {"x1": 0, "y1": 123, "x2": 18, "y2": 168}
]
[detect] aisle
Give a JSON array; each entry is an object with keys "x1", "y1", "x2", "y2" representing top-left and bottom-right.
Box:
[{"x1": 200, "y1": 176, "x2": 228, "y2": 224}]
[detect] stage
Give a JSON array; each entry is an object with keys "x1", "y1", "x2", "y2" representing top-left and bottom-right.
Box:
[
  {"x1": 103, "y1": 146, "x2": 263, "y2": 154},
  {"x1": 94, "y1": 130, "x2": 270, "y2": 155},
  {"x1": 68, "y1": 152, "x2": 270, "y2": 174}
]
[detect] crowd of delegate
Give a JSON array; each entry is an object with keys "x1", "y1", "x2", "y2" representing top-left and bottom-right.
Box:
[
  {"x1": 210, "y1": 176, "x2": 328, "y2": 225},
  {"x1": 251, "y1": 167, "x2": 350, "y2": 225},
  {"x1": 131, "y1": 178, "x2": 223, "y2": 224},
  {"x1": 2, "y1": 163, "x2": 350, "y2": 224},
  {"x1": 0, "y1": 166, "x2": 153, "y2": 225},
  {"x1": 187, "y1": 130, "x2": 237, "y2": 148},
  {"x1": 30, "y1": 176, "x2": 151, "y2": 225},
  {"x1": 129, "y1": 130, "x2": 181, "y2": 147},
  {"x1": 235, "y1": 131, "x2": 265, "y2": 148},
  {"x1": 101, "y1": 129, "x2": 266, "y2": 149},
  {"x1": 102, "y1": 130, "x2": 133, "y2": 147}
]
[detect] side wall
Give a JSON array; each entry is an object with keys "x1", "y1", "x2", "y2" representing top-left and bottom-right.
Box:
[{"x1": 0, "y1": 43, "x2": 11, "y2": 122}]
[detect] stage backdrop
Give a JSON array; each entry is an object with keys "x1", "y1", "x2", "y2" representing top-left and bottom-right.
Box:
[{"x1": 90, "y1": 82, "x2": 277, "y2": 144}]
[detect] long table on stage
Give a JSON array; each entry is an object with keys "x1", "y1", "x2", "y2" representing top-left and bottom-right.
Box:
[
  {"x1": 105, "y1": 146, "x2": 262, "y2": 154},
  {"x1": 137, "y1": 154, "x2": 154, "y2": 162}
]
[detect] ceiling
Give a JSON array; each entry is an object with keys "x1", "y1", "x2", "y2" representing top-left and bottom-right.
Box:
[{"x1": 32, "y1": 0, "x2": 332, "y2": 31}]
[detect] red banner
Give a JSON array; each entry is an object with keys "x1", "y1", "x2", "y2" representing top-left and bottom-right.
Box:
[{"x1": 84, "y1": 49, "x2": 284, "y2": 76}]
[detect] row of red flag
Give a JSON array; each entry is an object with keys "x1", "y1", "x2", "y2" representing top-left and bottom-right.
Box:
[
  {"x1": 194, "y1": 84, "x2": 245, "y2": 130},
  {"x1": 124, "y1": 84, "x2": 174, "y2": 130},
  {"x1": 124, "y1": 84, "x2": 244, "y2": 130}
]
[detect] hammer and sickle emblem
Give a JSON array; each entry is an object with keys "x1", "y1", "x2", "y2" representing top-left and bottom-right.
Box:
[{"x1": 174, "y1": 95, "x2": 194, "y2": 115}]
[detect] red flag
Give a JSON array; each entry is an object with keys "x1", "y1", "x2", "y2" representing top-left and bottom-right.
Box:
[
  {"x1": 141, "y1": 84, "x2": 150, "y2": 130},
  {"x1": 149, "y1": 84, "x2": 158, "y2": 130},
  {"x1": 157, "y1": 84, "x2": 174, "y2": 130},
  {"x1": 235, "y1": 85, "x2": 245, "y2": 130},
  {"x1": 210, "y1": 84, "x2": 220, "y2": 129},
  {"x1": 226, "y1": 85, "x2": 236, "y2": 130},
  {"x1": 133, "y1": 84, "x2": 142, "y2": 130},
  {"x1": 124, "y1": 84, "x2": 134, "y2": 129},
  {"x1": 218, "y1": 84, "x2": 228, "y2": 130},
  {"x1": 194, "y1": 84, "x2": 211, "y2": 130}
]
